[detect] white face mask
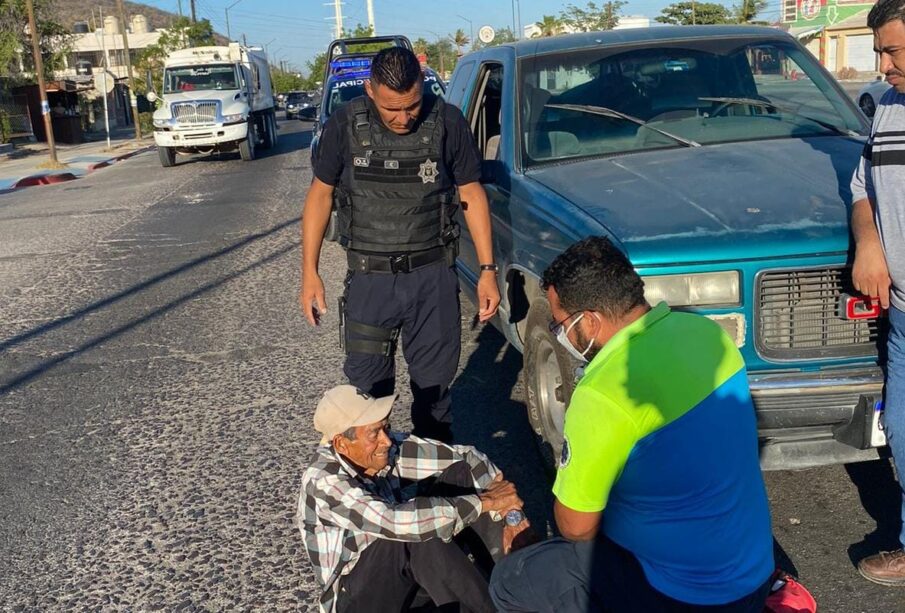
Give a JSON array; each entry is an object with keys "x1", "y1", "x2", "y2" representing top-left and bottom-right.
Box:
[{"x1": 556, "y1": 313, "x2": 596, "y2": 363}]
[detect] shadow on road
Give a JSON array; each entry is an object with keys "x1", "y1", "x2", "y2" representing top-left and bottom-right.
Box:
[
  {"x1": 451, "y1": 325, "x2": 556, "y2": 534},
  {"x1": 164, "y1": 122, "x2": 313, "y2": 167},
  {"x1": 845, "y1": 458, "x2": 902, "y2": 566},
  {"x1": 0, "y1": 218, "x2": 299, "y2": 395}
]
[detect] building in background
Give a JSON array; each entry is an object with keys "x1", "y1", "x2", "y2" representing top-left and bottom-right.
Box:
[
  {"x1": 782, "y1": 0, "x2": 878, "y2": 76},
  {"x1": 522, "y1": 15, "x2": 649, "y2": 38}
]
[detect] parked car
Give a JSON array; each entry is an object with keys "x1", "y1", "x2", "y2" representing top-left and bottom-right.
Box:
[
  {"x1": 445, "y1": 26, "x2": 881, "y2": 471},
  {"x1": 857, "y1": 77, "x2": 891, "y2": 117},
  {"x1": 285, "y1": 90, "x2": 315, "y2": 120}
]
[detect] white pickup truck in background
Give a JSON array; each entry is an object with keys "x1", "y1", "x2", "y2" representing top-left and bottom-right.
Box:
[{"x1": 149, "y1": 43, "x2": 277, "y2": 167}]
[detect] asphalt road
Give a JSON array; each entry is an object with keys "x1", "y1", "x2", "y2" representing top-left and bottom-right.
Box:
[{"x1": 0, "y1": 114, "x2": 903, "y2": 612}]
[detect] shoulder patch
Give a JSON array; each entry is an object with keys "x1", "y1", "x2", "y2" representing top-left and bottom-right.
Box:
[{"x1": 560, "y1": 436, "x2": 571, "y2": 468}]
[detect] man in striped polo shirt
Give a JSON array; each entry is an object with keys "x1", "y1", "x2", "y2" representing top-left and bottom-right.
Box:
[
  {"x1": 489, "y1": 237, "x2": 774, "y2": 612},
  {"x1": 851, "y1": 0, "x2": 905, "y2": 586}
]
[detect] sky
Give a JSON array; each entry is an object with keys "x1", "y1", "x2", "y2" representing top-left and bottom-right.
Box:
[{"x1": 136, "y1": 0, "x2": 785, "y2": 74}]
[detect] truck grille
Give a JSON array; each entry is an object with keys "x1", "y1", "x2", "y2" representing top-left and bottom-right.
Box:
[
  {"x1": 172, "y1": 101, "x2": 219, "y2": 126},
  {"x1": 755, "y1": 267, "x2": 882, "y2": 360}
]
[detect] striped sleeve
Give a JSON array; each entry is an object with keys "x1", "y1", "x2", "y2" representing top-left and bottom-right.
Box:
[
  {"x1": 309, "y1": 473, "x2": 481, "y2": 542},
  {"x1": 851, "y1": 142, "x2": 875, "y2": 205}
]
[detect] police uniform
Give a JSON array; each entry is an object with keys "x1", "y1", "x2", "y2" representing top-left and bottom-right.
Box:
[{"x1": 313, "y1": 93, "x2": 482, "y2": 442}]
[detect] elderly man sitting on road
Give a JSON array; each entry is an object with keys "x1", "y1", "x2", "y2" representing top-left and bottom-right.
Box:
[{"x1": 298, "y1": 385, "x2": 530, "y2": 613}]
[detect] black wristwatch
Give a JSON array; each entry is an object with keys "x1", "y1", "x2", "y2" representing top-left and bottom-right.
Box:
[{"x1": 479, "y1": 263, "x2": 499, "y2": 273}]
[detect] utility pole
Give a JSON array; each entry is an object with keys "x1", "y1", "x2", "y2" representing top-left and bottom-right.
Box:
[
  {"x1": 177, "y1": 0, "x2": 183, "y2": 17},
  {"x1": 116, "y1": 0, "x2": 141, "y2": 140},
  {"x1": 692, "y1": 0, "x2": 697, "y2": 24},
  {"x1": 25, "y1": 0, "x2": 63, "y2": 167},
  {"x1": 366, "y1": 0, "x2": 376, "y2": 35},
  {"x1": 190, "y1": 0, "x2": 197, "y2": 23},
  {"x1": 334, "y1": 0, "x2": 343, "y2": 38},
  {"x1": 226, "y1": 0, "x2": 244, "y2": 41}
]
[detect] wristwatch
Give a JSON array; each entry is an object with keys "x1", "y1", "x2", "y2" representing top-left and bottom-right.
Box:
[
  {"x1": 479, "y1": 263, "x2": 499, "y2": 273},
  {"x1": 505, "y1": 509, "x2": 525, "y2": 527}
]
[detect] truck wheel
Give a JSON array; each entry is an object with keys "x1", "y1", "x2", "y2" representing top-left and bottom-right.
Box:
[
  {"x1": 239, "y1": 124, "x2": 255, "y2": 161},
  {"x1": 158, "y1": 145, "x2": 176, "y2": 167},
  {"x1": 523, "y1": 299, "x2": 579, "y2": 474},
  {"x1": 261, "y1": 114, "x2": 275, "y2": 149},
  {"x1": 269, "y1": 113, "x2": 278, "y2": 147}
]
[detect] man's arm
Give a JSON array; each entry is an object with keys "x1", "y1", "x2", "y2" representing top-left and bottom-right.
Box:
[
  {"x1": 396, "y1": 435, "x2": 501, "y2": 489},
  {"x1": 459, "y1": 181, "x2": 501, "y2": 322},
  {"x1": 554, "y1": 500, "x2": 601, "y2": 541},
  {"x1": 850, "y1": 152, "x2": 891, "y2": 309},
  {"x1": 300, "y1": 178, "x2": 334, "y2": 325},
  {"x1": 851, "y1": 198, "x2": 891, "y2": 309}
]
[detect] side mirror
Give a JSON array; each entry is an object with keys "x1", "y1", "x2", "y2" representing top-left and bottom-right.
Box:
[{"x1": 146, "y1": 91, "x2": 158, "y2": 102}]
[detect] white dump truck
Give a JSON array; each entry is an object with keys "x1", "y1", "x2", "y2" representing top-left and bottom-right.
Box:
[{"x1": 149, "y1": 43, "x2": 277, "y2": 166}]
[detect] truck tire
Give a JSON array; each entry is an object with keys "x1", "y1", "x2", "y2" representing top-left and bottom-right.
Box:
[
  {"x1": 261, "y1": 113, "x2": 275, "y2": 149},
  {"x1": 239, "y1": 123, "x2": 255, "y2": 161},
  {"x1": 523, "y1": 299, "x2": 579, "y2": 474},
  {"x1": 269, "y1": 113, "x2": 278, "y2": 147},
  {"x1": 158, "y1": 145, "x2": 176, "y2": 167}
]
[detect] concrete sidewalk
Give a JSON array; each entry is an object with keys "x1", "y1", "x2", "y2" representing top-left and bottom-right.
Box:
[{"x1": 0, "y1": 130, "x2": 155, "y2": 193}]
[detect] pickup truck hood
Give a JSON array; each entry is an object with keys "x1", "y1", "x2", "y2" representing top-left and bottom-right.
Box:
[{"x1": 525, "y1": 137, "x2": 864, "y2": 266}]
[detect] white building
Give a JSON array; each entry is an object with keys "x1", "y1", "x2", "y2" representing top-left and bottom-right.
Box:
[{"x1": 55, "y1": 15, "x2": 164, "y2": 83}]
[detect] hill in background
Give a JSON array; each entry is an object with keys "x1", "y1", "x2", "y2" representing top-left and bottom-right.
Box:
[{"x1": 52, "y1": 0, "x2": 208, "y2": 34}]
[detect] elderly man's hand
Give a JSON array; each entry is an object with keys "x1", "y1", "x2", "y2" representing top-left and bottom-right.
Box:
[
  {"x1": 478, "y1": 473, "x2": 523, "y2": 514},
  {"x1": 503, "y1": 518, "x2": 540, "y2": 555}
]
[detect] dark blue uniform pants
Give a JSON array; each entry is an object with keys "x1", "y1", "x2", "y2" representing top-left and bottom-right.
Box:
[
  {"x1": 489, "y1": 536, "x2": 771, "y2": 613},
  {"x1": 343, "y1": 259, "x2": 461, "y2": 441}
]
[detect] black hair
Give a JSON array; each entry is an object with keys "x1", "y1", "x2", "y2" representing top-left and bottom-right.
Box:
[
  {"x1": 341, "y1": 426, "x2": 357, "y2": 440},
  {"x1": 869, "y1": 0, "x2": 905, "y2": 29},
  {"x1": 370, "y1": 47, "x2": 423, "y2": 92},
  {"x1": 541, "y1": 236, "x2": 647, "y2": 320}
]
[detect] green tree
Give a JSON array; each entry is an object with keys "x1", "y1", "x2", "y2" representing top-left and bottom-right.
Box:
[
  {"x1": 135, "y1": 17, "x2": 215, "y2": 94},
  {"x1": 0, "y1": 0, "x2": 71, "y2": 83},
  {"x1": 426, "y1": 37, "x2": 456, "y2": 75},
  {"x1": 271, "y1": 68, "x2": 303, "y2": 93},
  {"x1": 413, "y1": 37, "x2": 430, "y2": 54},
  {"x1": 560, "y1": 1, "x2": 626, "y2": 31},
  {"x1": 452, "y1": 28, "x2": 470, "y2": 56},
  {"x1": 733, "y1": 0, "x2": 769, "y2": 23},
  {"x1": 533, "y1": 14, "x2": 565, "y2": 37},
  {"x1": 656, "y1": 1, "x2": 734, "y2": 24}
]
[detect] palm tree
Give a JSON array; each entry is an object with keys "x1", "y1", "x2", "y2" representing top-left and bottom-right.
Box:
[
  {"x1": 452, "y1": 28, "x2": 470, "y2": 56},
  {"x1": 413, "y1": 37, "x2": 430, "y2": 55},
  {"x1": 533, "y1": 14, "x2": 564, "y2": 37}
]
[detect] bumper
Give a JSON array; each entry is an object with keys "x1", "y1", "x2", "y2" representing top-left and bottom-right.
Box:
[
  {"x1": 153, "y1": 122, "x2": 247, "y2": 148},
  {"x1": 751, "y1": 366, "x2": 886, "y2": 470}
]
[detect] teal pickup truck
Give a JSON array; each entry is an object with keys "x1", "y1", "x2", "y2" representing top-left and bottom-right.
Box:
[{"x1": 445, "y1": 26, "x2": 885, "y2": 470}]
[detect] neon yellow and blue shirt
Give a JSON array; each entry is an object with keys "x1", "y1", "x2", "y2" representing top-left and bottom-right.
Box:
[{"x1": 553, "y1": 302, "x2": 773, "y2": 605}]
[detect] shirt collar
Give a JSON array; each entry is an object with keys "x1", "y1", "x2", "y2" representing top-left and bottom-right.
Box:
[{"x1": 584, "y1": 302, "x2": 671, "y2": 375}]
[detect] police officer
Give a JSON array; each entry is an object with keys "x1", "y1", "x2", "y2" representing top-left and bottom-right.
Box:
[{"x1": 300, "y1": 46, "x2": 500, "y2": 442}]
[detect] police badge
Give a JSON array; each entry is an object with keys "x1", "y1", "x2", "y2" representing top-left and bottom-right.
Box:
[{"x1": 418, "y1": 158, "x2": 438, "y2": 184}]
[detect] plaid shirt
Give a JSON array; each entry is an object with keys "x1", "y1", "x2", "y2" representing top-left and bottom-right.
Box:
[{"x1": 297, "y1": 432, "x2": 501, "y2": 612}]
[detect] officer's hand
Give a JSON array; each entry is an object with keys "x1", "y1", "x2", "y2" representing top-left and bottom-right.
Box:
[
  {"x1": 477, "y1": 272, "x2": 501, "y2": 323},
  {"x1": 301, "y1": 273, "x2": 328, "y2": 326},
  {"x1": 852, "y1": 240, "x2": 891, "y2": 310}
]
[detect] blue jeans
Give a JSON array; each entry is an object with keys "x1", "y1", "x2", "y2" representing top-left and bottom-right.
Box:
[
  {"x1": 489, "y1": 537, "x2": 770, "y2": 613},
  {"x1": 885, "y1": 306, "x2": 905, "y2": 548}
]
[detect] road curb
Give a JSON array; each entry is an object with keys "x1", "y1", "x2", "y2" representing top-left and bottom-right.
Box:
[{"x1": 3, "y1": 144, "x2": 155, "y2": 194}]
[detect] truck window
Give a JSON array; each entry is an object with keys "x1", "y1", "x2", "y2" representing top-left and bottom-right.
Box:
[
  {"x1": 468, "y1": 63, "x2": 503, "y2": 160},
  {"x1": 446, "y1": 60, "x2": 476, "y2": 106}
]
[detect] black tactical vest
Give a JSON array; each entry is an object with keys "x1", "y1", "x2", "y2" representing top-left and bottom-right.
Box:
[{"x1": 335, "y1": 96, "x2": 458, "y2": 254}]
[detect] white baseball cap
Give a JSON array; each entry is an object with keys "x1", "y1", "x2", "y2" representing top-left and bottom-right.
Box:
[{"x1": 314, "y1": 385, "x2": 396, "y2": 445}]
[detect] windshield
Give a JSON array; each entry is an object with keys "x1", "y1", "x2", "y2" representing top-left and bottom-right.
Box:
[
  {"x1": 163, "y1": 64, "x2": 239, "y2": 93},
  {"x1": 520, "y1": 38, "x2": 867, "y2": 166},
  {"x1": 287, "y1": 92, "x2": 312, "y2": 104},
  {"x1": 325, "y1": 73, "x2": 445, "y2": 116}
]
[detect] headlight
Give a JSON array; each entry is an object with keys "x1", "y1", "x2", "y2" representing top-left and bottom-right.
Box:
[
  {"x1": 222, "y1": 113, "x2": 246, "y2": 123},
  {"x1": 642, "y1": 271, "x2": 740, "y2": 307},
  {"x1": 152, "y1": 117, "x2": 170, "y2": 128}
]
